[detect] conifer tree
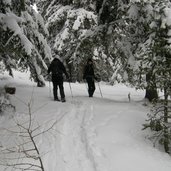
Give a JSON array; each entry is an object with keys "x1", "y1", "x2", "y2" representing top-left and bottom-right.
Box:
[
  {"x1": 0, "y1": 0, "x2": 52, "y2": 86},
  {"x1": 36, "y1": 0, "x2": 114, "y2": 81},
  {"x1": 100, "y1": 1, "x2": 158, "y2": 100},
  {"x1": 122, "y1": 1, "x2": 158, "y2": 100},
  {"x1": 141, "y1": 0, "x2": 171, "y2": 153}
]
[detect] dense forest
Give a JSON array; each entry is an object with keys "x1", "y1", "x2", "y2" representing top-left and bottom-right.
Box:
[{"x1": 1, "y1": 0, "x2": 171, "y2": 152}]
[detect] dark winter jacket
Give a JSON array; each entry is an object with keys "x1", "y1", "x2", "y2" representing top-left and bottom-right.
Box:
[
  {"x1": 48, "y1": 58, "x2": 68, "y2": 82},
  {"x1": 83, "y1": 63, "x2": 95, "y2": 80}
]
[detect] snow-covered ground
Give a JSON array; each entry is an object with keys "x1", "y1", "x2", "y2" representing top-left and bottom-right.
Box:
[{"x1": 0, "y1": 71, "x2": 171, "y2": 171}]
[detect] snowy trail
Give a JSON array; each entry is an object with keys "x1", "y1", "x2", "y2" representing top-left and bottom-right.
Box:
[
  {"x1": 1, "y1": 76, "x2": 171, "y2": 171},
  {"x1": 46, "y1": 97, "x2": 111, "y2": 171},
  {"x1": 81, "y1": 99, "x2": 171, "y2": 171},
  {"x1": 8, "y1": 84, "x2": 100, "y2": 171},
  {"x1": 58, "y1": 100, "x2": 96, "y2": 171}
]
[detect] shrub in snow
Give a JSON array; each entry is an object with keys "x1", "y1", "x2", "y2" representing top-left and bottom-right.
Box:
[
  {"x1": 0, "y1": 99, "x2": 64, "y2": 171},
  {"x1": 144, "y1": 98, "x2": 171, "y2": 154}
]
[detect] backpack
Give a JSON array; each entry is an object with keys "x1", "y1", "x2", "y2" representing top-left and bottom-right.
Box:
[{"x1": 51, "y1": 61, "x2": 63, "y2": 77}]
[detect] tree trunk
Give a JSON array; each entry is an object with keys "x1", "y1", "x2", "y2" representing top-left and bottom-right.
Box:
[
  {"x1": 145, "y1": 72, "x2": 158, "y2": 102},
  {"x1": 20, "y1": 0, "x2": 25, "y2": 11},
  {"x1": 145, "y1": 88, "x2": 158, "y2": 102},
  {"x1": 28, "y1": 61, "x2": 46, "y2": 87},
  {"x1": 163, "y1": 87, "x2": 169, "y2": 153}
]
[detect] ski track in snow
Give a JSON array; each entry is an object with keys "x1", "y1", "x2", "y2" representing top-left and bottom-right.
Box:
[
  {"x1": 57, "y1": 98, "x2": 113, "y2": 171},
  {"x1": 57, "y1": 99, "x2": 99, "y2": 171}
]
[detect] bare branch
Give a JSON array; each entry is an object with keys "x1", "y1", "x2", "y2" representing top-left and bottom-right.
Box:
[{"x1": 33, "y1": 112, "x2": 67, "y2": 138}]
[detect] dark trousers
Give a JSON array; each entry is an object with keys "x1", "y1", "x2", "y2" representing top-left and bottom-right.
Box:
[
  {"x1": 86, "y1": 77, "x2": 95, "y2": 97},
  {"x1": 52, "y1": 81, "x2": 65, "y2": 100}
]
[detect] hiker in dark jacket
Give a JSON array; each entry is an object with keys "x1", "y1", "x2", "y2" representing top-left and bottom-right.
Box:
[
  {"x1": 83, "y1": 58, "x2": 97, "y2": 97},
  {"x1": 48, "y1": 57, "x2": 69, "y2": 102}
]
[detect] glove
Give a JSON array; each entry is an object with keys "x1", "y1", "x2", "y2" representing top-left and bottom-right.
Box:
[
  {"x1": 95, "y1": 76, "x2": 101, "y2": 82},
  {"x1": 66, "y1": 75, "x2": 71, "y2": 82},
  {"x1": 45, "y1": 74, "x2": 51, "y2": 81}
]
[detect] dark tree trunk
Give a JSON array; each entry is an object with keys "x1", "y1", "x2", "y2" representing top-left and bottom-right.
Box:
[
  {"x1": 20, "y1": 0, "x2": 25, "y2": 11},
  {"x1": 163, "y1": 87, "x2": 169, "y2": 153},
  {"x1": 28, "y1": 62, "x2": 45, "y2": 87},
  {"x1": 145, "y1": 72, "x2": 158, "y2": 102},
  {"x1": 145, "y1": 88, "x2": 158, "y2": 102}
]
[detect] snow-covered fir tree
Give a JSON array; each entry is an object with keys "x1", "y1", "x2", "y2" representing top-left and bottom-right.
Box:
[
  {"x1": 101, "y1": 0, "x2": 159, "y2": 101},
  {"x1": 139, "y1": 0, "x2": 171, "y2": 153},
  {"x1": 36, "y1": 0, "x2": 115, "y2": 81},
  {"x1": 123, "y1": 0, "x2": 171, "y2": 101},
  {"x1": 0, "y1": 0, "x2": 52, "y2": 86},
  {"x1": 112, "y1": 1, "x2": 158, "y2": 99}
]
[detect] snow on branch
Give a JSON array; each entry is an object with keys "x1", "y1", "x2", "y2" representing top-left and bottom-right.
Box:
[{"x1": 0, "y1": 12, "x2": 33, "y2": 55}]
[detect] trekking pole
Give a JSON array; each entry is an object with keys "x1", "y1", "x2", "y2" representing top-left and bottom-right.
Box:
[
  {"x1": 49, "y1": 80, "x2": 51, "y2": 98},
  {"x1": 68, "y1": 81, "x2": 73, "y2": 98},
  {"x1": 97, "y1": 82, "x2": 103, "y2": 98}
]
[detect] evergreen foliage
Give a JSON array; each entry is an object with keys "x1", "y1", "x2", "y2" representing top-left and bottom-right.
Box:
[
  {"x1": 0, "y1": 0, "x2": 52, "y2": 86},
  {"x1": 142, "y1": 0, "x2": 171, "y2": 153},
  {"x1": 144, "y1": 98, "x2": 171, "y2": 153},
  {"x1": 36, "y1": 0, "x2": 114, "y2": 81}
]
